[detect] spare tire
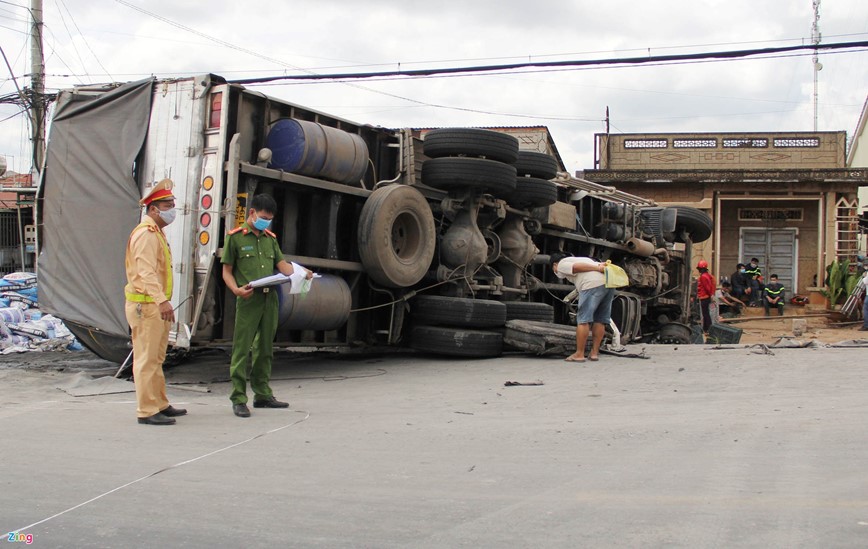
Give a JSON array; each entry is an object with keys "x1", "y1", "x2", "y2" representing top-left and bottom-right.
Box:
[
  {"x1": 504, "y1": 301, "x2": 555, "y2": 323},
  {"x1": 358, "y1": 184, "x2": 436, "y2": 288},
  {"x1": 421, "y1": 157, "x2": 517, "y2": 197},
  {"x1": 502, "y1": 319, "x2": 579, "y2": 355},
  {"x1": 412, "y1": 295, "x2": 507, "y2": 328},
  {"x1": 411, "y1": 325, "x2": 503, "y2": 357},
  {"x1": 423, "y1": 128, "x2": 519, "y2": 164},
  {"x1": 671, "y1": 206, "x2": 713, "y2": 244},
  {"x1": 514, "y1": 151, "x2": 559, "y2": 180},
  {"x1": 508, "y1": 177, "x2": 558, "y2": 208}
]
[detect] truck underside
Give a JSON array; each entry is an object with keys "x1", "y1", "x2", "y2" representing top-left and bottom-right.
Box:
[{"x1": 37, "y1": 76, "x2": 711, "y2": 363}]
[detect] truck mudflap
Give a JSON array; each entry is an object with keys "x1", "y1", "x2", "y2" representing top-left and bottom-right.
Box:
[{"x1": 63, "y1": 320, "x2": 131, "y2": 364}]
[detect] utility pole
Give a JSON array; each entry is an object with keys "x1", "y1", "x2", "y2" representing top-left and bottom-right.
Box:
[
  {"x1": 29, "y1": 0, "x2": 45, "y2": 175},
  {"x1": 811, "y1": 0, "x2": 822, "y2": 132}
]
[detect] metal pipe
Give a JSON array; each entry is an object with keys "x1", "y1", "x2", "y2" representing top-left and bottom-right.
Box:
[{"x1": 626, "y1": 237, "x2": 655, "y2": 257}]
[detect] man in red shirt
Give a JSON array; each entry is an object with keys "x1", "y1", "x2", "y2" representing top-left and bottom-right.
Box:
[{"x1": 696, "y1": 260, "x2": 715, "y2": 334}]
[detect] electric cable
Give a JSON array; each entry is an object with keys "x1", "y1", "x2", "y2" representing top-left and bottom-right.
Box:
[
  {"x1": 52, "y1": 0, "x2": 90, "y2": 81},
  {"x1": 229, "y1": 40, "x2": 868, "y2": 84},
  {"x1": 55, "y1": 0, "x2": 113, "y2": 79}
]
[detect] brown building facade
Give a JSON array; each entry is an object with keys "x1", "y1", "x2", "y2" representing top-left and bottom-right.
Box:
[{"x1": 584, "y1": 132, "x2": 867, "y2": 295}]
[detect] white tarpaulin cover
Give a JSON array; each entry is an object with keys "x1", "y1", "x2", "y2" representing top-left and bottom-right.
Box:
[{"x1": 38, "y1": 78, "x2": 155, "y2": 337}]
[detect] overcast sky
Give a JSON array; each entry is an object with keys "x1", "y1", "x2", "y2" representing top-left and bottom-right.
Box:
[{"x1": 1, "y1": 0, "x2": 867, "y2": 177}]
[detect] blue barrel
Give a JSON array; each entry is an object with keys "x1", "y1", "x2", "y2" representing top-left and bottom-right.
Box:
[
  {"x1": 266, "y1": 119, "x2": 369, "y2": 185},
  {"x1": 277, "y1": 274, "x2": 351, "y2": 331}
]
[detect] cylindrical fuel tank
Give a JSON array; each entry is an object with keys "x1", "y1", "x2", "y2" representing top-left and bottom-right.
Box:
[
  {"x1": 277, "y1": 274, "x2": 352, "y2": 331},
  {"x1": 266, "y1": 119, "x2": 369, "y2": 185}
]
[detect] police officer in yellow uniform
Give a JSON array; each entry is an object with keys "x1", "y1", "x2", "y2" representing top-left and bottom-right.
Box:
[
  {"x1": 124, "y1": 179, "x2": 187, "y2": 425},
  {"x1": 222, "y1": 193, "x2": 312, "y2": 418}
]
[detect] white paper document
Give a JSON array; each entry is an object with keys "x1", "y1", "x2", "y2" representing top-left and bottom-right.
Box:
[{"x1": 247, "y1": 262, "x2": 320, "y2": 295}]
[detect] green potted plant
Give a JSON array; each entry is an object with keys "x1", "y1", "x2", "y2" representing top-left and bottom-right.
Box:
[{"x1": 821, "y1": 259, "x2": 861, "y2": 309}]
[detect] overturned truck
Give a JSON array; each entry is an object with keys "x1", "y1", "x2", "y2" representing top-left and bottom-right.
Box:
[{"x1": 36, "y1": 75, "x2": 711, "y2": 362}]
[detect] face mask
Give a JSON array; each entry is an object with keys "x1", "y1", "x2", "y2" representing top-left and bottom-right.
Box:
[
  {"x1": 158, "y1": 207, "x2": 176, "y2": 225},
  {"x1": 253, "y1": 215, "x2": 272, "y2": 231},
  {"x1": 739, "y1": 269, "x2": 746, "y2": 274},
  {"x1": 750, "y1": 263, "x2": 757, "y2": 268}
]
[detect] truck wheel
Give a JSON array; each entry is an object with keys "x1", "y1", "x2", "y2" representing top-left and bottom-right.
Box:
[
  {"x1": 505, "y1": 301, "x2": 554, "y2": 323},
  {"x1": 64, "y1": 320, "x2": 131, "y2": 364},
  {"x1": 423, "y1": 128, "x2": 519, "y2": 164},
  {"x1": 411, "y1": 325, "x2": 503, "y2": 357},
  {"x1": 657, "y1": 322, "x2": 692, "y2": 344},
  {"x1": 514, "y1": 151, "x2": 559, "y2": 180},
  {"x1": 502, "y1": 319, "x2": 578, "y2": 355},
  {"x1": 421, "y1": 157, "x2": 516, "y2": 197},
  {"x1": 358, "y1": 184, "x2": 436, "y2": 288},
  {"x1": 672, "y1": 206, "x2": 713, "y2": 243},
  {"x1": 412, "y1": 295, "x2": 507, "y2": 328},
  {"x1": 508, "y1": 177, "x2": 558, "y2": 208}
]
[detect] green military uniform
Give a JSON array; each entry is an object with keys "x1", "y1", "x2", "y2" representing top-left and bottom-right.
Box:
[{"x1": 222, "y1": 223, "x2": 283, "y2": 405}]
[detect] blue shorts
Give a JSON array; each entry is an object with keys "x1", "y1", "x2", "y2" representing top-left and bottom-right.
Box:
[{"x1": 575, "y1": 285, "x2": 615, "y2": 325}]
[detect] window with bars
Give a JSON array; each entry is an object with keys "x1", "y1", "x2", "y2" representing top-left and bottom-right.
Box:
[
  {"x1": 723, "y1": 138, "x2": 768, "y2": 148},
  {"x1": 672, "y1": 139, "x2": 717, "y2": 148},
  {"x1": 624, "y1": 139, "x2": 667, "y2": 149},
  {"x1": 835, "y1": 196, "x2": 859, "y2": 261},
  {"x1": 773, "y1": 138, "x2": 820, "y2": 148}
]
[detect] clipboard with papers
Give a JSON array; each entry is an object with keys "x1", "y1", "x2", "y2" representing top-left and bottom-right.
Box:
[{"x1": 247, "y1": 262, "x2": 320, "y2": 295}]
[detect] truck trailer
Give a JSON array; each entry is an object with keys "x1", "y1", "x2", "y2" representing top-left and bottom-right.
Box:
[{"x1": 36, "y1": 75, "x2": 712, "y2": 363}]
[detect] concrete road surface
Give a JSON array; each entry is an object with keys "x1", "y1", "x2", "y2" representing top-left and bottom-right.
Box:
[{"x1": 1, "y1": 344, "x2": 867, "y2": 548}]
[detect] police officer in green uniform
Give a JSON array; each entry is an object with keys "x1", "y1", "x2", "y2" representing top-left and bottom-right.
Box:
[{"x1": 222, "y1": 193, "x2": 312, "y2": 418}]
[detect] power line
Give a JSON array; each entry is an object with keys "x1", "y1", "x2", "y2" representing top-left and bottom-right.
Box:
[
  {"x1": 112, "y1": 0, "x2": 307, "y2": 73},
  {"x1": 230, "y1": 40, "x2": 868, "y2": 84},
  {"x1": 0, "y1": 11, "x2": 28, "y2": 23},
  {"x1": 52, "y1": 0, "x2": 90, "y2": 80},
  {"x1": 55, "y1": 0, "x2": 112, "y2": 79},
  {"x1": 0, "y1": 22, "x2": 28, "y2": 34},
  {"x1": 107, "y1": 1, "x2": 867, "y2": 126},
  {"x1": 311, "y1": 31, "x2": 868, "y2": 72},
  {"x1": 0, "y1": 107, "x2": 26, "y2": 123},
  {"x1": 109, "y1": 0, "x2": 444, "y2": 113}
]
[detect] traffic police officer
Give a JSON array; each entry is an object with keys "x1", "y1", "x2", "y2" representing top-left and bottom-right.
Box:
[
  {"x1": 222, "y1": 193, "x2": 312, "y2": 418},
  {"x1": 124, "y1": 178, "x2": 187, "y2": 425}
]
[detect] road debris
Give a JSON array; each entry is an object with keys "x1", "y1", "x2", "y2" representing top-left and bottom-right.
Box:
[{"x1": 504, "y1": 380, "x2": 544, "y2": 387}]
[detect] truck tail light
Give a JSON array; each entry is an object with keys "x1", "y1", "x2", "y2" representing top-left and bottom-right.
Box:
[{"x1": 209, "y1": 93, "x2": 222, "y2": 128}]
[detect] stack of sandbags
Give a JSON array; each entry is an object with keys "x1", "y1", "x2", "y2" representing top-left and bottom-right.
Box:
[{"x1": 0, "y1": 272, "x2": 84, "y2": 354}]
